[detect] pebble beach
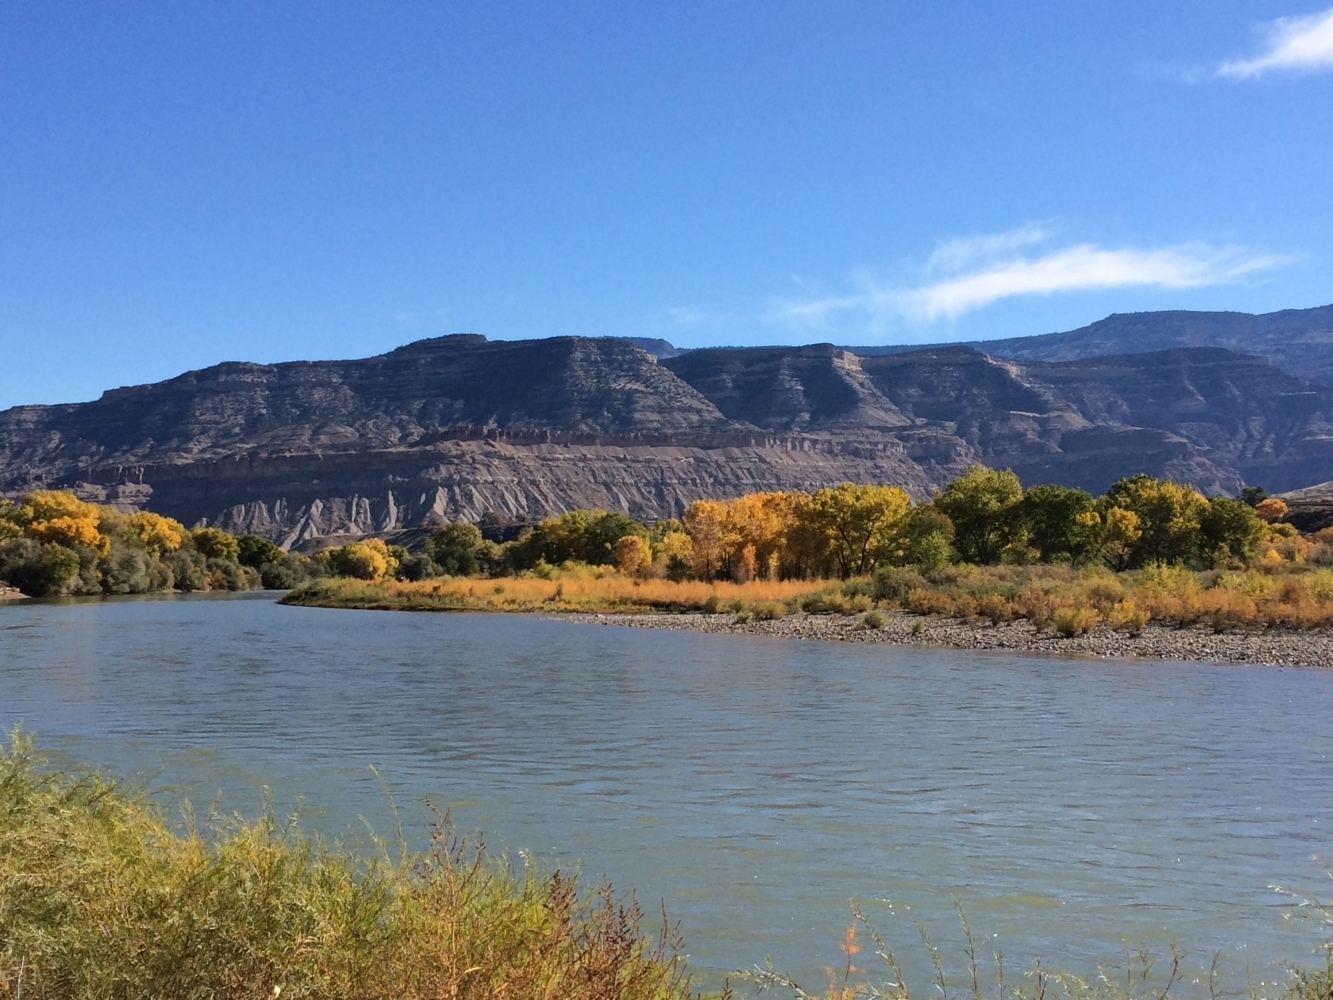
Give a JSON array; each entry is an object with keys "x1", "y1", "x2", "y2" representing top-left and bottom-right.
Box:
[{"x1": 559, "y1": 609, "x2": 1333, "y2": 668}]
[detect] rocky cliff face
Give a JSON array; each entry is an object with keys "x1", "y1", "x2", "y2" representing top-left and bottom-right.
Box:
[
  {"x1": 3, "y1": 333, "x2": 1332, "y2": 545},
  {"x1": 848, "y1": 302, "x2": 1333, "y2": 386}
]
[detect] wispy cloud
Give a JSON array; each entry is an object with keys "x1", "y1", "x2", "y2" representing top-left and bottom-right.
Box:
[
  {"x1": 924, "y1": 223, "x2": 1048, "y2": 276},
  {"x1": 772, "y1": 226, "x2": 1288, "y2": 331},
  {"x1": 1216, "y1": 7, "x2": 1333, "y2": 79},
  {"x1": 667, "y1": 307, "x2": 721, "y2": 326},
  {"x1": 905, "y1": 242, "x2": 1281, "y2": 321}
]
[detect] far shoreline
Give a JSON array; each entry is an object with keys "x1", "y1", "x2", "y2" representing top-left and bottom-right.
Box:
[
  {"x1": 276, "y1": 590, "x2": 1333, "y2": 668},
  {"x1": 550, "y1": 609, "x2": 1333, "y2": 668}
]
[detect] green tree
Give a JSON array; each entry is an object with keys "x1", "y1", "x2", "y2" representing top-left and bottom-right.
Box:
[
  {"x1": 0, "y1": 539, "x2": 82, "y2": 597},
  {"x1": 1020, "y1": 483, "x2": 1095, "y2": 562},
  {"x1": 580, "y1": 511, "x2": 647, "y2": 565},
  {"x1": 0, "y1": 500, "x2": 24, "y2": 541},
  {"x1": 260, "y1": 552, "x2": 319, "y2": 589},
  {"x1": 237, "y1": 534, "x2": 283, "y2": 569},
  {"x1": 191, "y1": 527, "x2": 241, "y2": 562},
  {"x1": 511, "y1": 510, "x2": 646, "y2": 570},
  {"x1": 427, "y1": 522, "x2": 484, "y2": 576},
  {"x1": 164, "y1": 550, "x2": 208, "y2": 591},
  {"x1": 894, "y1": 506, "x2": 955, "y2": 570},
  {"x1": 933, "y1": 465, "x2": 1024, "y2": 565},
  {"x1": 1239, "y1": 485, "x2": 1267, "y2": 508},
  {"x1": 1198, "y1": 496, "x2": 1266, "y2": 568}
]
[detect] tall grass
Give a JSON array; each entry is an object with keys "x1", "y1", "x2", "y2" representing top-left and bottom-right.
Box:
[
  {"x1": 743, "y1": 900, "x2": 1330, "y2": 1000},
  {"x1": 285, "y1": 561, "x2": 1333, "y2": 634},
  {"x1": 283, "y1": 571, "x2": 822, "y2": 615},
  {"x1": 871, "y1": 563, "x2": 1333, "y2": 633},
  {"x1": 0, "y1": 730, "x2": 694, "y2": 1000}
]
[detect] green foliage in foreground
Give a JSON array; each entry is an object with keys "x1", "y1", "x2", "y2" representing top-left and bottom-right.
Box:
[{"x1": 0, "y1": 731, "x2": 692, "y2": 1000}]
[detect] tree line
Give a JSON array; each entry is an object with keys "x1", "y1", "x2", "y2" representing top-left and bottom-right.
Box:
[
  {"x1": 320, "y1": 466, "x2": 1293, "y2": 583},
  {"x1": 0, "y1": 469, "x2": 1294, "y2": 596},
  {"x1": 0, "y1": 492, "x2": 321, "y2": 598}
]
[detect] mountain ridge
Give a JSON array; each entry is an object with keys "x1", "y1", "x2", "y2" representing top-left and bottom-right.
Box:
[
  {"x1": 5, "y1": 320, "x2": 1333, "y2": 544},
  {"x1": 840, "y1": 302, "x2": 1333, "y2": 385}
]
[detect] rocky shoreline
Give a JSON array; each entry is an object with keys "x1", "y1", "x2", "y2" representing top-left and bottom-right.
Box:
[{"x1": 555, "y1": 609, "x2": 1333, "y2": 668}]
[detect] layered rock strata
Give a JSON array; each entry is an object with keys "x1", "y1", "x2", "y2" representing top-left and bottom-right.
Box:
[{"x1": 4, "y1": 333, "x2": 1333, "y2": 544}]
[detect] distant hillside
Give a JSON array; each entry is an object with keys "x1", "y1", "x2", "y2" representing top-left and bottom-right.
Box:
[
  {"x1": 4, "y1": 333, "x2": 1333, "y2": 544},
  {"x1": 844, "y1": 303, "x2": 1333, "y2": 385}
]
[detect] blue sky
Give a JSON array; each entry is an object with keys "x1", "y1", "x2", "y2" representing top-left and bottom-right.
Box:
[{"x1": 2, "y1": 2, "x2": 1331, "y2": 407}]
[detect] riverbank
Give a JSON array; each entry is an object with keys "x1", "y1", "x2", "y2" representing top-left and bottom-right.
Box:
[
  {"x1": 282, "y1": 573, "x2": 1333, "y2": 668},
  {"x1": 559, "y1": 609, "x2": 1333, "y2": 667}
]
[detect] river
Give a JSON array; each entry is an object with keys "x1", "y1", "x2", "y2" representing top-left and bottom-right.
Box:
[{"x1": 2, "y1": 592, "x2": 1331, "y2": 992}]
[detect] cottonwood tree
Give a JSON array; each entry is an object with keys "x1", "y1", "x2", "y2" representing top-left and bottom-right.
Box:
[{"x1": 933, "y1": 465, "x2": 1024, "y2": 565}]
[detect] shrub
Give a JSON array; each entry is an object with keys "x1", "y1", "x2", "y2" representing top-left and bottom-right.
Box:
[
  {"x1": 872, "y1": 566, "x2": 927, "y2": 604},
  {"x1": 906, "y1": 588, "x2": 956, "y2": 617},
  {"x1": 0, "y1": 539, "x2": 81, "y2": 598},
  {"x1": 164, "y1": 549, "x2": 208, "y2": 591},
  {"x1": 1106, "y1": 599, "x2": 1149, "y2": 634},
  {"x1": 862, "y1": 610, "x2": 886, "y2": 629},
  {"x1": 395, "y1": 554, "x2": 442, "y2": 582},
  {"x1": 1052, "y1": 605, "x2": 1099, "y2": 637},
  {"x1": 975, "y1": 592, "x2": 1013, "y2": 625},
  {"x1": 800, "y1": 589, "x2": 871, "y2": 615}
]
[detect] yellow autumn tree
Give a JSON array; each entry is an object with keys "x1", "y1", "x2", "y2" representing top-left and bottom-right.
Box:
[
  {"x1": 191, "y1": 527, "x2": 241, "y2": 561},
  {"x1": 782, "y1": 492, "x2": 833, "y2": 579},
  {"x1": 0, "y1": 499, "x2": 23, "y2": 541},
  {"x1": 721, "y1": 491, "x2": 800, "y2": 580},
  {"x1": 21, "y1": 490, "x2": 109, "y2": 556},
  {"x1": 683, "y1": 500, "x2": 730, "y2": 580},
  {"x1": 1072, "y1": 506, "x2": 1142, "y2": 571},
  {"x1": 658, "y1": 530, "x2": 694, "y2": 580},
  {"x1": 1254, "y1": 498, "x2": 1289, "y2": 523},
  {"x1": 614, "y1": 534, "x2": 652, "y2": 576},
  {"x1": 804, "y1": 483, "x2": 911, "y2": 578},
  {"x1": 329, "y1": 539, "x2": 390, "y2": 580},
  {"x1": 126, "y1": 511, "x2": 186, "y2": 555},
  {"x1": 1104, "y1": 475, "x2": 1207, "y2": 566}
]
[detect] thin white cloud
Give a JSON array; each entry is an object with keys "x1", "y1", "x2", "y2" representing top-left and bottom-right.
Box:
[
  {"x1": 667, "y1": 307, "x2": 716, "y2": 326},
  {"x1": 1217, "y1": 7, "x2": 1333, "y2": 79},
  {"x1": 773, "y1": 228, "x2": 1288, "y2": 331},
  {"x1": 924, "y1": 223, "x2": 1048, "y2": 276},
  {"x1": 906, "y1": 243, "x2": 1282, "y2": 321}
]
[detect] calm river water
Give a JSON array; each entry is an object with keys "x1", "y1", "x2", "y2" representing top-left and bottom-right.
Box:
[{"x1": 2, "y1": 592, "x2": 1332, "y2": 990}]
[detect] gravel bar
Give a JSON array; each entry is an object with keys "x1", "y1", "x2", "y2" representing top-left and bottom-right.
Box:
[{"x1": 554, "y1": 610, "x2": 1333, "y2": 668}]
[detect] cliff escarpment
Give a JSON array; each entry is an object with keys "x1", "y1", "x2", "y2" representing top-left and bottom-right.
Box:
[
  {"x1": 4, "y1": 332, "x2": 1333, "y2": 544},
  {"x1": 849, "y1": 302, "x2": 1333, "y2": 386}
]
